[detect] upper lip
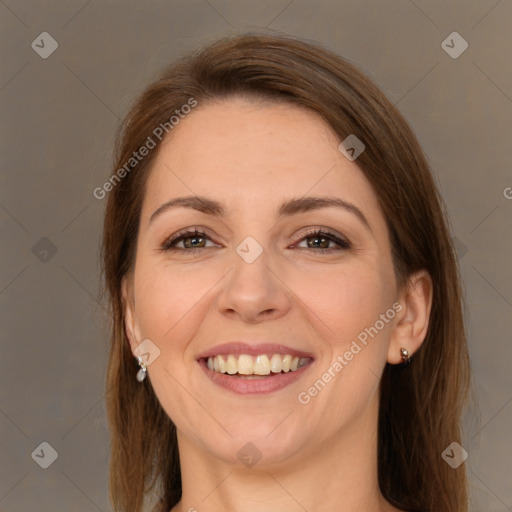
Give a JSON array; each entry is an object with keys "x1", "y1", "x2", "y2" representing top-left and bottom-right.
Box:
[{"x1": 196, "y1": 342, "x2": 314, "y2": 360}]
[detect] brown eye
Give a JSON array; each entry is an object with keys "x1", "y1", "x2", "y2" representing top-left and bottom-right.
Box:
[
  {"x1": 294, "y1": 229, "x2": 351, "y2": 253},
  {"x1": 162, "y1": 229, "x2": 215, "y2": 252}
]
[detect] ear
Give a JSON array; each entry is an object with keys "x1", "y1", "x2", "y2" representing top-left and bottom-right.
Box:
[
  {"x1": 122, "y1": 274, "x2": 142, "y2": 356},
  {"x1": 387, "y1": 270, "x2": 433, "y2": 364}
]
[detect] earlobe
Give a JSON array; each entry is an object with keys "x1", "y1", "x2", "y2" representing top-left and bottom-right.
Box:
[{"x1": 387, "y1": 270, "x2": 433, "y2": 365}]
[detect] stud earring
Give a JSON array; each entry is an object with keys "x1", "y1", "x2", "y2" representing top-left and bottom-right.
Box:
[
  {"x1": 400, "y1": 347, "x2": 411, "y2": 364},
  {"x1": 136, "y1": 356, "x2": 147, "y2": 382}
]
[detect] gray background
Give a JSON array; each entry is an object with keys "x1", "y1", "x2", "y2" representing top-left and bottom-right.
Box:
[{"x1": 1, "y1": 0, "x2": 511, "y2": 510}]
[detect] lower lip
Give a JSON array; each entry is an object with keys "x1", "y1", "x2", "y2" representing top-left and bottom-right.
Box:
[{"x1": 198, "y1": 359, "x2": 313, "y2": 394}]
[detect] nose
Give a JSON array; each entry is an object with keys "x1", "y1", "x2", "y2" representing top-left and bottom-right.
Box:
[{"x1": 217, "y1": 245, "x2": 292, "y2": 324}]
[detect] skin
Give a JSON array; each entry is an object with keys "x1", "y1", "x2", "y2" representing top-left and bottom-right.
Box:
[{"x1": 123, "y1": 97, "x2": 432, "y2": 512}]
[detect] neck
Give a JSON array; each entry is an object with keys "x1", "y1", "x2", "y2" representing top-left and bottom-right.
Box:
[{"x1": 171, "y1": 394, "x2": 398, "y2": 512}]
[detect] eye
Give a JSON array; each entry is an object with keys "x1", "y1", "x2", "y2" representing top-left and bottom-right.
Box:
[
  {"x1": 293, "y1": 229, "x2": 351, "y2": 254},
  {"x1": 161, "y1": 227, "x2": 351, "y2": 255},
  {"x1": 161, "y1": 228, "x2": 217, "y2": 253}
]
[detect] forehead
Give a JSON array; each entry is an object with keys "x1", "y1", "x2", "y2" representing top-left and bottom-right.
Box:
[{"x1": 141, "y1": 98, "x2": 382, "y2": 225}]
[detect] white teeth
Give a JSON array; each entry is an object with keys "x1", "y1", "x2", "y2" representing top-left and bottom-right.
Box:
[
  {"x1": 270, "y1": 354, "x2": 282, "y2": 373},
  {"x1": 226, "y1": 354, "x2": 237, "y2": 374},
  {"x1": 282, "y1": 355, "x2": 292, "y2": 372},
  {"x1": 254, "y1": 355, "x2": 271, "y2": 375},
  {"x1": 237, "y1": 354, "x2": 254, "y2": 375},
  {"x1": 218, "y1": 355, "x2": 227, "y2": 373},
  {"x1": 205, "y1": 353, "x2": 311, "y2": 376}
]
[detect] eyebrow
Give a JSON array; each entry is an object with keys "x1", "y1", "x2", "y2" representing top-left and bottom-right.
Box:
[{"x1": 149, "y1": 195, "x2": 372, "y2": 232}]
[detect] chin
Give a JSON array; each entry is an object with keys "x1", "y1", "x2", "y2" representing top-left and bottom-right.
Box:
[{"x1": 198, "y1": 421, "x2": 309, "y2": 469}]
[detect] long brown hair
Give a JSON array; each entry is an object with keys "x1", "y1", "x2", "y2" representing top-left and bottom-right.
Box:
[{"x1": 101, "y1": 33, "x2": 470, "y2": 512}]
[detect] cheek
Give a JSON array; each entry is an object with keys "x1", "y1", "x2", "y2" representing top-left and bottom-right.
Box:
[
  {"x1": 131, "y1": 259, "x2": 219, "y2": 431},
  {"x1": 290, "y1": 263, "x2": 392, "y2": 344},
  {"x1": 133, "y1": 254, "x2": 394, "y2": 349},
  {"x1": 292, "y1": 262, "x2": 395, "y2": 417},
  {"x1": 293, "y1": 267, "x2": 395, "y2": 434},
  {"x1": 132, "y1": 259, "x2": 219, "y2": 352}
]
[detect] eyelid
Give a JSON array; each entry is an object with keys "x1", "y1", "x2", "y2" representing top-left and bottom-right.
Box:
[
  {"x1": 161, "y1": 226, "x2": 351, "y2": 253},
  {"x1": 161, "y1": 226, "x2": 218, "y2": 250},
  {"x1": 291, "y1": 227, "x2": 351, "y2": 249}
]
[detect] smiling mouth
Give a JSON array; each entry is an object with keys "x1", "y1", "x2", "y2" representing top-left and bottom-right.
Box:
[{"x1": 203, "y1": 354, "x2": 313, "y2": 378}]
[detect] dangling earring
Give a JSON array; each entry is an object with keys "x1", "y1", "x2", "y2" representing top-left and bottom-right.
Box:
[
  {"x1": 400, "y1": 347, "x2": 411, "y2": 364},
  {"x1": 136, "y1": 356, "x2": 147, "y2": 382}
]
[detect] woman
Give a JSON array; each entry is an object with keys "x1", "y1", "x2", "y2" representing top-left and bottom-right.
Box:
[{"x1": 102, "y1": 34, "x2": 470, "y2": 512}]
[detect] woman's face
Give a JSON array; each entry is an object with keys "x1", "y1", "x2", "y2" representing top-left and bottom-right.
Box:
[{"x1": 124, "y1": 97, "x2": 403, "y2": 467}]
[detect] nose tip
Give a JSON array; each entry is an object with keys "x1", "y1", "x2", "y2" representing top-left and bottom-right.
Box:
[{"x1": 218, "y1": 252, "x2": 291, "y2": 324}]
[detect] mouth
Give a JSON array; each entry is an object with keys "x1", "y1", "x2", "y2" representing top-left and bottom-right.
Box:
[
  {"x1": 203, "y1": 353, "x2": 312, "y2": 377},
  {"x1": 197, "y1": 342, "x2": 314, "y2": 394}
]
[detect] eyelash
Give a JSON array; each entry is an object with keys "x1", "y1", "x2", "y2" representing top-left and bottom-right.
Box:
[{"x1": 160, "y1": 227, "x2": 351, "y2": 255}]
